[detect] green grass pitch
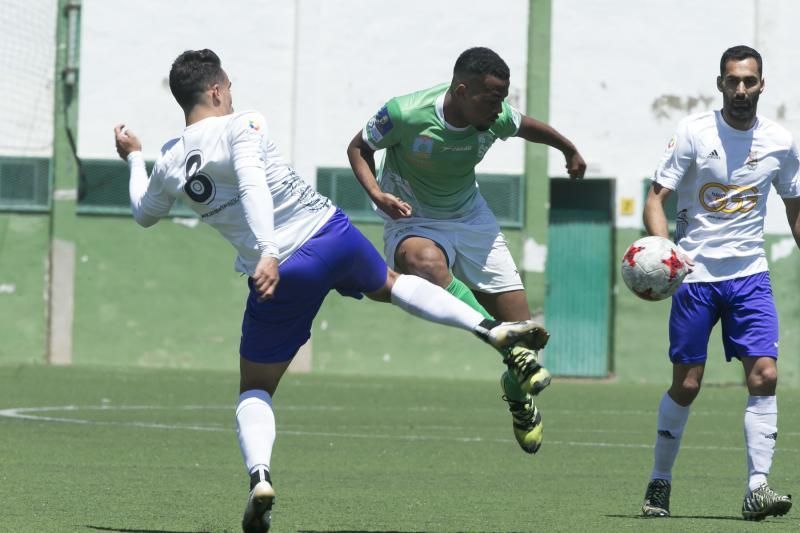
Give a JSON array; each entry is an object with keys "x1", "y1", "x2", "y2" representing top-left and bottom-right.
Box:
[{"x1": 1, "y1": 364, "x2": 798, "y2": 532}]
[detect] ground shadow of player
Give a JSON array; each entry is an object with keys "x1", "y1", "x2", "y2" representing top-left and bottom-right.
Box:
[
  {"x1": 299, "y1": 530, "x2": 529, "y2": 533},
  {"x1": 605, "y1": 513, "x2": 759, "y2": 522},
  {"x1": 83, "y1": 525, "x2": 211, "y2": 533}
]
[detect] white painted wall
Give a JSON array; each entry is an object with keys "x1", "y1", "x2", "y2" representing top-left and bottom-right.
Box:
[
  {"x1": 550, "y1": 0, "x2": 799, "y2": 233},
  {"x1": 290, "y1": 0, "x2": 530, "y2": 183},
  {"x1": 77, "y1": 0, "x2": 296, "y2": 162},
  {"x1": 5, "y1": 0, "x2": 797, "y2": 234},
  {"x1": 76, "y1": 0, "x2": 530, "y2": 187}
]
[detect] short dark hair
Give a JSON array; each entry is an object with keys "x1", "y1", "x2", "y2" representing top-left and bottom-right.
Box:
[
  {"x1": 720, "y1": 45, "x2": 762, "y2": 77},
  {"x1": 169, "y1": 49, "x2": 226, "y2": 111},
  {"x1": 453, "y1": 47, "x2": 510, "y2": 81}
]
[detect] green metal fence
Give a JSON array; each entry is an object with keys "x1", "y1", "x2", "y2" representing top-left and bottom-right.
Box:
[
  {"x1": 76, "y1": 159, "x2": 194, "y2": 216},
  {"x1": 544, "y1": 178, "x2": 615, "y2": 377},
  {"x1": 317, "y1": 167, "x2": 524, "y2": 227},
  {"x1": 0, "y1": 157, "x2": 52, "y2": 212}
]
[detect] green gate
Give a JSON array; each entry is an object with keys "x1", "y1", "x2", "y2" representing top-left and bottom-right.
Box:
[{"x1": 543, "y1": 178, "x2": 615, "y2": 377}]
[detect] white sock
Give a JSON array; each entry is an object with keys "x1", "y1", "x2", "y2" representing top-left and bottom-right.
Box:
[
  {"x1": 236, "y1": 389, "x2": 275, "y2": 475},
  {"x1": 744, "y1": 395, "x2": 778, "y2": 492},
  {"x1": 651, "y1": 392, "x2": 691, "y2": 481},
  {"x1": 390, "y1": 274, "x2": 484, "y2": 332}
]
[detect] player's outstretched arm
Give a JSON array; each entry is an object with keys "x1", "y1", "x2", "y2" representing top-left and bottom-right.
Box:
[
  {"x1": 784, "y1": 196, "x2": 800, "y2": 250},
  {"x1": 516, "y1": 115, "x2": 586, "y2": 179},
  {"x1": 346, "y1": 132, "x2": 411, "y2": 219}
]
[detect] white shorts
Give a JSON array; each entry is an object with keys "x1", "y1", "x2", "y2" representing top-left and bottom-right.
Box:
[{"x1": 383, "y1": 202, "x2": 524, "y2": 293}]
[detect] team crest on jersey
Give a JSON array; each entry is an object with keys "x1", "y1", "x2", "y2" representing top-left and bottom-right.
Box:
[
  {"x1": 412, "y1": 135, "x2": 434, "y2": 159},
  {"x1": 248, "y1": 119, "x2": 261, "y2": 132},
  {"x1": 367, "y1": 106, "x2": 394, "y2": 143}
]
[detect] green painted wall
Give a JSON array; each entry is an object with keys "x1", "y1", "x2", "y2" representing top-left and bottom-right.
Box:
[
  {"x1": 0, "y1": 214, "x2": 49, "y2": 363},
  {"x1": 3, "y1": 212, "x2": 797, "y2": 388},
  {"x1": 68, "y1": 217, "x2": 520, "y2": 381},
  {"x1": 71, "y1": 216, "x2": 244, "y2": 370}
]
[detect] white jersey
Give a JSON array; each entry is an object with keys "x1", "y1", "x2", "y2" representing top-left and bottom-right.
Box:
[
  {"x1": 653, "y1": 110, "x2": 800, "y2": 282},
  {"x1": 128, "y1": 111, "x2": 335, "y2": 275}
]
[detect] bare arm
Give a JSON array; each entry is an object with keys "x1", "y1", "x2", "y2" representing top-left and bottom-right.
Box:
[
  {"x1": 785, "y1": 196, "x2": 800, "y2": 250},
  {"x1": 515, "y1": 115, "x2": 586, "y2": 179},
  {"x1": 346, "y1": 131, "x2": 411, "y2": 218},
  {"x1": 644, "y1": 182, "x2": 694, "y2": 267},
  {"x1": 643, "y1": 182, "x2": 671, "y2": 238}
]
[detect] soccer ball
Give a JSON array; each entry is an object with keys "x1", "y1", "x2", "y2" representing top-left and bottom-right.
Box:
[{"x1": 620, "y1": 236, "x2": 688, "y2": 301}]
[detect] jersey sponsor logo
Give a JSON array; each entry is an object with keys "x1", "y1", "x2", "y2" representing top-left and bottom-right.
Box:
[
  {"x1": 201, "y1": 196, "x2": 241, "y2": 219},
  {"x1": 412, "y1": 135, "x2": 434, "y2": 159},
  {"x1": 701, "y1": 149, "x2": 720, "y2": 160},
  {"x1": 699, "y1": 182, "x2": 759, "y2": 214},
  {"x1": 441, "y1": 144, "x2": 473, "y2": 152},
  {"x1": 367, "y1": 106, "x2": 394, "y2": 143},
  {"x1": 183, "y1": 150, "x2": 216, "y2": 205},
  {"x1": 282, "y1": 168, "x2": 332, "y2": 212}
]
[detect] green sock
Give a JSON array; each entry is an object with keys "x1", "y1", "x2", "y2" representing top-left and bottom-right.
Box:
[
  {"x1": 501, "y1": 370, "x2": 527, "y2": 400},
  {"x1": 446, "y1": 276, "x2": 528, "y2": 401},
  {"x1": 445, "y1": 276, "x2": 493, "y2": 320}
]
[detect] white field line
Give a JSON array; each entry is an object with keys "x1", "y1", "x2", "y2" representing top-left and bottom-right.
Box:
[{"x1": 1, "y1": 404, "x2": 799, "y2": 452}]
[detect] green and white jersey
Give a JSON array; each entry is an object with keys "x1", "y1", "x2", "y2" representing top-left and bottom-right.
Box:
[{"x1": 362, "y1": 83, "x2": 521, "y2": 219}]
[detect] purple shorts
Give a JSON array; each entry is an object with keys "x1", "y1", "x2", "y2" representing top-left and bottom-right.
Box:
[
  {"x1": 240, "y1": 209, "x2": 387, "y2": 363},
  {"x1": 668, "y1": 271, "x2": 779, "y2": 364}
]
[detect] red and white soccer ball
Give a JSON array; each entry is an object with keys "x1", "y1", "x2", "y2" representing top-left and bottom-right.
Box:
[{"x1": 620, "y1": 236, "x2": 688, "y2": 301}]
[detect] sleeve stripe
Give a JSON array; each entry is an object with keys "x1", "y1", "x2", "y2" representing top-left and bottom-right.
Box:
[{"x1": 362, "y1": 128, "x2": 379, "y2": 151}]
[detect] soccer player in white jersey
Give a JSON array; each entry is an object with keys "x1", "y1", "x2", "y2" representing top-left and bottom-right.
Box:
[
  {"x1": 113, "y1": 49, "x2": 550, "y2": 533},
  {"x1": 347, "y1": 47, "x2": 586, "y2": 454},
  {"x1": 640, "y1": 45, "x2": 800, "y2": 521}
]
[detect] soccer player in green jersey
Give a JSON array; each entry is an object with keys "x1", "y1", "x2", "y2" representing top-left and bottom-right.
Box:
[{"x1": 347, "y1": 47, "x2": 586, "y2": 454}]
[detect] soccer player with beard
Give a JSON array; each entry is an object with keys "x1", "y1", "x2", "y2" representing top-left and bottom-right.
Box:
[
  {"x1": 113, "y1": 49, "x2": 550, "y2": 533},
  {"x1": 640, "y1": 45, "x2": 800, "y2": 521},
  {"x1": 347, "y1": 47, "x2": 586, "y2": 454}
]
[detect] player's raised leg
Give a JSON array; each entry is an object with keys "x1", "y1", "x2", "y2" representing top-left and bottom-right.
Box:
[{"x1": 367, "y1": 269, "x2": 547, "y2": 357}]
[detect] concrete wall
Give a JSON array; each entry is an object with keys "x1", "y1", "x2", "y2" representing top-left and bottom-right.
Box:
[
  {"x1": 550, "y1": 0, "x2": 800, "y2": 233},
  {"x1": 2, "y1": 0, "x2": 798, "y2": 382},
  {"x1": 77, "y1": 0, "x2": 530, "y2": 186},
  {"x1": 75, "y1": 0, "x2": 800, "y2": 235}
]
